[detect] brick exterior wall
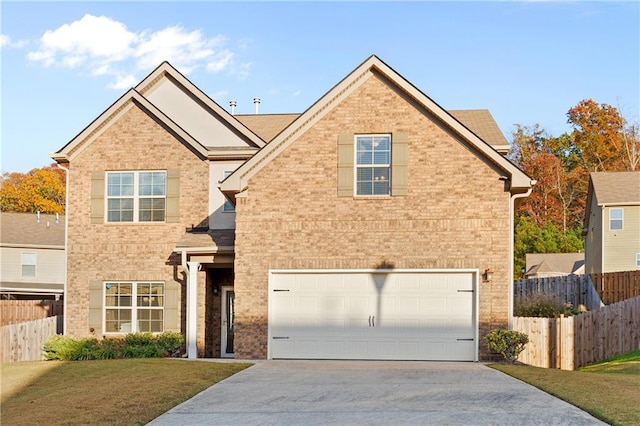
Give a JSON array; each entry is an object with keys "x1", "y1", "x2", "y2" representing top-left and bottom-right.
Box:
[
  {"x1": 234, "y1": 73, "x2": 512, "y2": 360},
  {"x1": 65, "y1": 103, "x2": 210, "y2": 354}
]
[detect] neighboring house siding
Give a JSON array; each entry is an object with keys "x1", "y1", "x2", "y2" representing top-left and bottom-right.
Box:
[
  {"x1": 0, "y1": 247, "x2": 65, "y2": 285},
  {"x1": 64, "y1": 104, "x2": 209, "y2": 345},
  {"x1": 233, "y1": 74, "x2": 511, "y2": 359},
  {"x1": 585, "y1": 195, "x2": 604, "y2": 274},
  {"x1": 604, "y1": 205, "x2": 640, "y2": 272}
]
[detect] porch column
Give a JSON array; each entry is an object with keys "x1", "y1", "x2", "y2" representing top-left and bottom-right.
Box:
[{"x1": 186, "y1": 261, "x2": 200, "y2": 359}]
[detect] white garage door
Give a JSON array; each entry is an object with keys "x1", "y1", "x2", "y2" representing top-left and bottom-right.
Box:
[{"x1": 269, "y1": 270, "x2": 477, "y2": 361}]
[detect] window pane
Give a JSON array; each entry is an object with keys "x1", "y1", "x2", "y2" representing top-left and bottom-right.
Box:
[
  {"x1": 357, "y1": 151, "x2": 373, "y2": 165},
  {"x1": 374, "y1": 136, "x2": 390, "y2": 151},
  {"x1": 373, "y1": 151, "x2": 390, "y2": 165},
  {"x1": 139, "y1": 172, "x2": 166, "y2": 196},
  {"x1": 108, "y1": 199, "x2": 134, "y2": 222},
  {"x1": 357, "y1": 136, "x2": 373, "y2": 151},
  {"x1": 610, "y1": 209, "x2": 623, "y2": 219},
  {"x1": 22, "y1": 265, "x2": 36, "y2": 277},
  {"x1": 139, "y1": 198, "x2": 165, "y2": 222},
  {"x1": 357, "y1": 167, "x2": 390, "y2": 196},
  {"x1": 108, "y1": 173, "x2": 134, "y2": 196}
]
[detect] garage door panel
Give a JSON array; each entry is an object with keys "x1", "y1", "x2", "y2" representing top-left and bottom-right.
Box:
[{"x1": 270, "y1": 271, "x2": 476, "y2": 361}]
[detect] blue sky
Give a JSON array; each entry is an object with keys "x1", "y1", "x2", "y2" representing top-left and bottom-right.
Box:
[{"x1": 1, "y1": 1, "x2": 638, "y2": 173}]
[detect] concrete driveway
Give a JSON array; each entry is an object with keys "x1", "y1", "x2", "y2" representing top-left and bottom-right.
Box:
[{"x1": 149, "y1": 360, "x2": 604, "y2": 425}]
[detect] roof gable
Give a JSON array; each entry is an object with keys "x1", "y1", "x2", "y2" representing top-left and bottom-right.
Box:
[
  {"x1": 220, "y1": 55, "x2": 533, "y2": 196},
  {"x1": 53, "y1": 62, "x2": 264, "y2": 163}
]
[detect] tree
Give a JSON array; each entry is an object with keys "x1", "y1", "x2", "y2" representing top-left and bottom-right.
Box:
[
  {"x1": 0, "y1": 164, "x2": 66, "y2": 213},
  {"x1": 567, "y1": 99, "x2": 638, "y2": 172}
]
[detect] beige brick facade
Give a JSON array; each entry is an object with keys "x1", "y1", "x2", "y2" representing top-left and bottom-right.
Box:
[
  {"x1": 65, "y1": 103, "x2": 210, "y2": 354},
  {"x1": 233, "y1": 74, "x2": 512, "y2": 359}
]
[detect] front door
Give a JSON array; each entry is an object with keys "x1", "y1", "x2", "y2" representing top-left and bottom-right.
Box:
[{"x1": 221, "y1": 287, "x2": 234, "y2": 357}]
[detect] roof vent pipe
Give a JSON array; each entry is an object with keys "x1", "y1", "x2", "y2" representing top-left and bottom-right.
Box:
[
  {"x1": 36, "y1": 211, "x2": 40, "y2": 223},
  {"x1": 253, "y1": 97, "x2": 261, "y2": 114},
  {"x1": 230, "y1": 100, "x2": 237, "y2": 115}
]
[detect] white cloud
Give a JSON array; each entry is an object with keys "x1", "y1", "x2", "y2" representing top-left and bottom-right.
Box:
[
  {"x1": 27, "y1": 14, "x2": 241, "y2": 89},
  {"x1": 292, "y1": 90, "x2": 302, "y2": 97},
  {"x1": 1, "y1": 34, "x2": 28, "y2": 49}
]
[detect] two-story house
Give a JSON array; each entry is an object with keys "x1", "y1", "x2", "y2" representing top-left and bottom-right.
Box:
[
  {"x1": 583, "y1": 171, "x2": 640, "y2": 274},
  {"x1": 52, "y1": 55, "x2": 534, "y2": 361}
]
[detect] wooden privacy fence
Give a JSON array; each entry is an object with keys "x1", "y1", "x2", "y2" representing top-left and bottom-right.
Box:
[
  {"x1": 514, "y1": 275, "x2": 603, "y2": 311},
  {"x1": 513, "y1": 296, "x2": 640, "y2": 370},
  {"x1": 591, "y1": 271, "x2": 640, "y2": 304},
  {"x1": 0, "y1": 316, "x2": 62, "y2": 362},
  {"x1": 0, "y1": 299, "x2": 63, "y2": 326}
]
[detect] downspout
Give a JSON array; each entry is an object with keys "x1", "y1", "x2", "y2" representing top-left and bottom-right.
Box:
[
  {"x1": 508, "y1": 185, "x2": 534, "y2": 329},
  {"x1": 56, "y1": 163, "x2": 69, "y2": 335}
]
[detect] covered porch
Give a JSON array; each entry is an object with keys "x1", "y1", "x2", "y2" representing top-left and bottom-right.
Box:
[{"x1": 175, "y1": 229, "x2": 235, "y2": 359}]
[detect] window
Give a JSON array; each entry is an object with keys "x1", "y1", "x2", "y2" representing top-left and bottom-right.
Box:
[
  {"x1": 105, "y1": 282, "x2": 164, "y2": 333},
  {"x1": 355, "y1": 135, "x2": 391, "y2": 196},
  {"x1": 637, "y1": 253, "x2": 640, "y2": 267},
  {"x1": 21, "y1": 252, "x2": 36, "y2": 277},
  {"x1": 107, "y1": 171, "x2": 166, "y2": 222},
  {"x1": 223, "y1": 171, "x2": 235, "y2": 212},
  {"x1": 610, "y1": 208, "x2": 623, "y2": 230}
]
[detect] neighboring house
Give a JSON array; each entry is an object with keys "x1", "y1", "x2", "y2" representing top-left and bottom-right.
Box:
[
  {"x1": 583, "y1": 171, "x2": 640, "y2": 274},
  {"x1": 524, "y1": 253, "x2": 584, "y2": 278},
  {"x1": 51, "y1": 55, "x2": 533, "y2": 361},
  {"x1": 0, "y1": 212, "x2": 65, "y2": 299}
]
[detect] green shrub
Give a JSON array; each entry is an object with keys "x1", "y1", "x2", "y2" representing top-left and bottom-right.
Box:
[
  {"x1": 485, "y1": 329, "x2": 529, "y2": 364},
  {"x1": 514, "y1": 294, "x2": 578, "y2": 318},
  {"x1": 43, "y1": 331, "x2": 185, "y2": 361},
  {"x1": 156, "y1": 331, "x2": 184, "y2": 356}
]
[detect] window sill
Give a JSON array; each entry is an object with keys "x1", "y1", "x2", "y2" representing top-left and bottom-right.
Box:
[{"x1": 352, "y1": 196, "x2": 393, "y2": 200}]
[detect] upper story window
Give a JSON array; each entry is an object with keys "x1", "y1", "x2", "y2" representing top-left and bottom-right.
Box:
[
  {"x1": 609, "y1": 208, "x2": 623, "y2": 230},
  {"x1": 636, "y1": 253, "x2": 640, "y2": 267},
  {"x1": 223, "y1": 171, "x2": 235, "y2": 212},
  {"x1": 107, "y1": 171, "x2": 166, "y2": 222},
  {"x1": 21, "y1": 252, "x2": 36, "y2": 277},
  {"x1": 355, "y1": 135, "x2": 391, "y2": 196},
  {"x1": 104, "y1": 281, "x2": 164, "y2": 333}
]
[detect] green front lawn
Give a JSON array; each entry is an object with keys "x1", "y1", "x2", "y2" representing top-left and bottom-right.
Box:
[
  {"x1": 1, "y1": 359, "x2": 251, "y2": 425},
  {"x1": 491, "y1": 350, "x2": 640, "y2": 426}
]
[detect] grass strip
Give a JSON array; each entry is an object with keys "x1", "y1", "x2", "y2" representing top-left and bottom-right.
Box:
[
  {"x1": 491, "y1": 356, "x2": 640, "y2": 426},
  {"x1": 1, "y1": 359, "x2": 251, "y2": 426}
]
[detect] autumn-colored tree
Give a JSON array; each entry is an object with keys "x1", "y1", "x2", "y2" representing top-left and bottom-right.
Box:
[
  {"x1": 0, "y1": 164, "x2": 66, "y2": 213},
  {"x1": 567, "y1": 99, "x2": 638, "y2": 172}
]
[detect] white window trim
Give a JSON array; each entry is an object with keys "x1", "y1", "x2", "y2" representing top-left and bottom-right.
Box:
[
  {"x1": 222, "y1": 170, "x2": 235, "y2": 212},
  {"x1": 609, "y1": 207, "x2": 623, "y2": 230},
  {"x1": 106, "y1": 170, "x2": 167, "y2": 223},
  {"x1": 21, "y1": 251, "x2": 36, "y2": 277},
  {"x1": 354, "y1": 134, "x2": 392, "y2": 197},
  {"x1": 103, "y1": 281, "x2": 165, "y2": 334}
]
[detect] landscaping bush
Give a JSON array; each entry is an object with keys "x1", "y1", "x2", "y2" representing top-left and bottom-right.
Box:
[
  {"x1": 485, "y1": 329, "x2": 529, "y2": 364},
  {"x1": 514, "y1": 294, "x2": 580, "y2": 318},
  {"x1": 43, "y1": 332, "x2": 185, "y2": 361}
]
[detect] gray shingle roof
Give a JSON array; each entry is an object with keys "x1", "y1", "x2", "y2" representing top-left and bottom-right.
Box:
[
  {"x1": 235, "y1": 109, "x2": 508, "y2": 148},
  {"x1": 235, "y1": 114, "x2": 300, "y2": 142},
  {"x1": 591, "y1": 171, "x2": 640, "y2": 205},
  {"x1": 0, "y1": 212, "x2": 65, "y2": 247}
]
